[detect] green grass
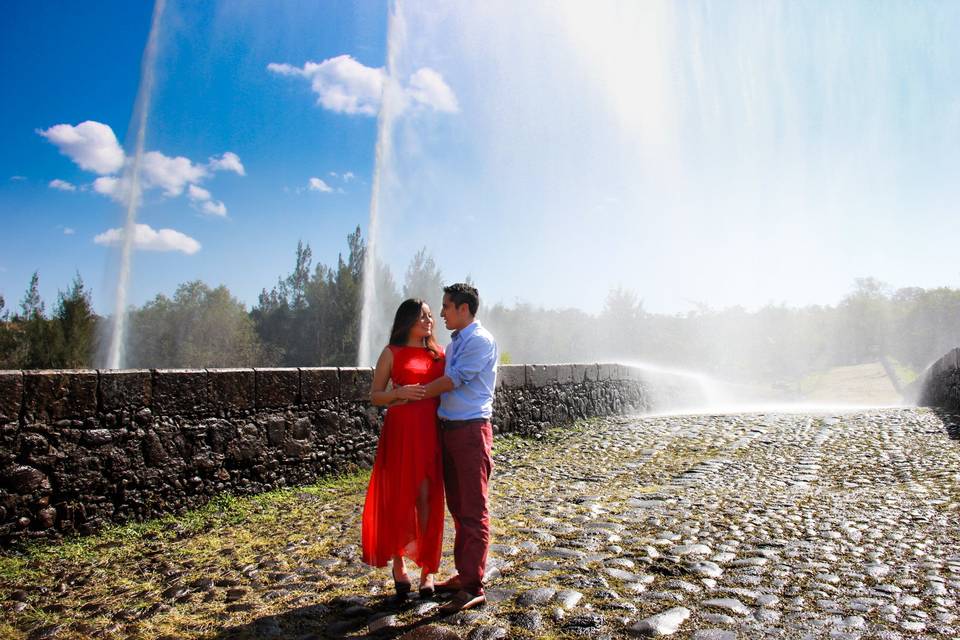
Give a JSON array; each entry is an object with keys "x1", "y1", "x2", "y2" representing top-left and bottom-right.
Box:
[
  {"x1": 888, "y1": 357, "x2": 918, "y2": 385},
  {"x1": 1, "y1": 469, "x2": 370, "y2": 577}
]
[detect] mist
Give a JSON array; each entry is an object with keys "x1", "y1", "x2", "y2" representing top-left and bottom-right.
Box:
[
  {"x1": 19, "y1": 0, "x2": 960, "y2": 410},
  {"x1": 362, "y1": 0, "x2": 960, "y2": 333}
]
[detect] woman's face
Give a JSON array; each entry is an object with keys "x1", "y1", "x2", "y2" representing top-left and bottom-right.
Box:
[{"x1": 409, "y1": 304, "x2": 434, "y2": 341}]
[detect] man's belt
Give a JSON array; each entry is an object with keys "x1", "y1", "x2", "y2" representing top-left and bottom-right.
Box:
[{"x1": 438, "y1": 418, "x2": 489, "y2": 430}]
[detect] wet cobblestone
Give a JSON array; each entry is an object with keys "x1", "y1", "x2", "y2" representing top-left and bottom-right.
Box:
[{"x1": 1, "y1": 408, "x2": 958, "y2": 639}]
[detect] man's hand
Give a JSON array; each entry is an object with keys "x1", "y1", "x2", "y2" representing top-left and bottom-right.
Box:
[
  {"x1": 394, "y1": 384, "x2": 426, "y2": 401},
  {"x1": 421, "y1": 376, "x2": 456, "y2": 399}
]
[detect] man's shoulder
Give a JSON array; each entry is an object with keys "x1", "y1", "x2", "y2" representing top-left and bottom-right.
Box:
[{"x1": 470, "y1": 324, "x2": 496, "y2": 346}]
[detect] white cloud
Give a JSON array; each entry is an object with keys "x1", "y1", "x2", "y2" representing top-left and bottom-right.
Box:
[
  {"x1": 308, "y1": 177, "x2": 333, "y2": 193},
  {"x1": 269, "y1": 55, "x2": 459, "y2": 118},
  {"x1": 63, "y1": 227, "x2": 75, "y2": 235},
  {"x1": 91, "y1": 176, "x2": 128, "y2": 203},
  {"x1": 37, "y1": 121, "x2": 125, "y2": 175},
  {"x1": 140, "y1": 151, "x2": 208, "y2": 197},
  {"x1": 94, "y1": 223, "x2": 201, "y2": 255},
  {"x1": 187, "y1": 184, "x2": 212, "y2": 202},
  {"x1": 269, "y1": 55, "x2": 386, "y2": 115},
  {"x1": 208, "y1": 151, "x2": 245, "y2": 176},
  {"x1": 267, "y1": 55, "x2": 384, "y2": 116},
  {"x1": 9, "y1": 175, "x2": 26, "y2": 181},
  {"x1": 49, "y1": 179, "x2": 77, "y2": 192},
  {"x1": 187, "y1": 183, "x2": 227, "y2": 217},
  {"x1": 407, "y1": 68, "x2": 459, "y2": 113},
  {"x1": 39, "y1": 120, "x2": 241, "y2": 216},
  {"x1": 328, "y1": 170, "x2": 355, "y2": 183},
  {"x1": 201, "y1": 200, "x2": 227, "y2": 217},
  {"x1": 92, "y1": 176, "x2": 119, "y2": 195}
]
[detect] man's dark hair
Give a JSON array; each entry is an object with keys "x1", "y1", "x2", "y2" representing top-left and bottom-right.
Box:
[{"x1": 444, "y1": 283, "x2": 479, "y2": 316}]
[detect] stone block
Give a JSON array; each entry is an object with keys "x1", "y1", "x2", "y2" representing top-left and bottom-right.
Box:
[
  {"x1": 99, "y1": 369, "x2": 151, "y2": 413},
  {"x1": 597, "y1": 364, "x2": 615, "y2": 381},
  {"x1": 22, "y1": 370, "x2": 98, "y2": 422},
  {"x1": 300, "y1": 367, "x2": 340, "y2": 404},
  {"x1": 525, "y1": 364, "x2": 557, "y2": 388},
  {"x1": 207, "y1": 369, "x2": 255, "y2": 413},
  {"x1": 556, "y1": 364, "x2": 575, "y2": 384},
  {"x1": 152, "y1": 369, "x2": 208, "y2": 416},
  {"x1": 2, "y1": 464, "x2": 51, "y2": 495},
  {"x1": 255, "y1": 368, "x2": 300, "y2": 408},
  {"x1": 496, "y1": 365, "x2": 526, "y2": 388},
  {"x1": 571, "y1": 364, "x2": 589, "y2": 384},
  {"x1": 339, "y1": 368, "x2": 374, "y2": 403},
  {"x1": 587, "y1": 364, "x2": 601, "y2": 382},
  {"x1": 300, "y1": 368, "x2": 339, "y2": 403},
  {"x1": 0, "y1": 371, "x2": 23, "y2": 423}
]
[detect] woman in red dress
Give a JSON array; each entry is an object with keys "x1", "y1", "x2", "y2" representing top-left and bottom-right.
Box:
[{"x1": 362, "y1": 298, "x2": 446, "y2": 599}]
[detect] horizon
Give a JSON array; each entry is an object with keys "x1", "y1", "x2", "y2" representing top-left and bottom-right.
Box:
[{"x1": 4, "y1": 2, "x2": 960, "y2": 321}]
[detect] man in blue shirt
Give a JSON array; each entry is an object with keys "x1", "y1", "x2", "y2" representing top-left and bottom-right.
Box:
[{"x1": 422, "y1": 283, "x2": 498, "y2": 613}]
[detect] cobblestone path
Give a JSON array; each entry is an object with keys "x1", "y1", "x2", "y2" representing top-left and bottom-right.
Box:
[{"x1": 2, "y1": 408, "x2": 959, "y2": 639}]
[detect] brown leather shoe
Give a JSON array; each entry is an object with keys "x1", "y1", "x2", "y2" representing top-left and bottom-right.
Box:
[
  {"x1": 433, "y1": 574, "x2": 462, "y2": 593},
  {"x1": 439, "y1": 589, "x2": 486, "y2": 614}
]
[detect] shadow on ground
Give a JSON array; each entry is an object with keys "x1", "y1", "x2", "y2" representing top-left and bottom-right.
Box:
[{"x1": 209, "y1": 590, "x2": 468, "y2": 640}]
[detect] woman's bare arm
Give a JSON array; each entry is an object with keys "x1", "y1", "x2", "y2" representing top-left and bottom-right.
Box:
[
  {"x1": 421, "y1": 376, "x2": 455, "y2": 399},
  {"x1": 370, "y1": 347, "x2": 426, "y2": 406}
]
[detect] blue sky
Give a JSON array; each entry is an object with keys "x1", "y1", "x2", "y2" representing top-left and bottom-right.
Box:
[
  {"x1": 4, "y1": 1, "x2": 960, "y2": 318},
  {"x1": 1, "y1": 1, "x2": 387, "y2": 315}
]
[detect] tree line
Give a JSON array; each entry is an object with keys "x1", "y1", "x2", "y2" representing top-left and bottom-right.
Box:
[
  {"x1": 0, "y1": 272, "x2": 96, "y2": 369},
  {"x1": 2, "y1": 227, "x2": 959, "y2": 387}
]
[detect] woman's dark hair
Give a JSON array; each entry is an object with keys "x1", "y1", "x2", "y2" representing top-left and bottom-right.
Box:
[{"x1": 389, "y1": 298, "x2": 442, "y2": 359}]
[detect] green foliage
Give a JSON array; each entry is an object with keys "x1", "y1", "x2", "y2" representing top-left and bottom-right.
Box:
[
  {"x1": 0, "y1": 271, "x2": 99, "y2": 369},
  {"x1": 251, "y1": 226, "x2": 368, "y2": 365},
  {"x1": 52, "y1": 273, "x2": 97, "y2": 367},
  {"x1": 2, "y1": 239, "x2": 959, "y2": 376},
  {"x1": 403, "y1": 247, "x2": 444, "y2": 303},
  {"x1": 484, "y1": 278, "x2": 960, "y2": 384},
  {"x1": 127, "y1": 280, "x2": 268, "y2": 368}
]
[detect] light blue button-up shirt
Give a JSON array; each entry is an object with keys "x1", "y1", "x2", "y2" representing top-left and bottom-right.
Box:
[{"x1": 439, "y1": 320, "x2": 498, "y2": 421}]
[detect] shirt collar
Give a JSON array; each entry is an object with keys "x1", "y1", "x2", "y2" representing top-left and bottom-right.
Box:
[{"x1": 451, "y1": 320, "x2": 480, "y2": 342}]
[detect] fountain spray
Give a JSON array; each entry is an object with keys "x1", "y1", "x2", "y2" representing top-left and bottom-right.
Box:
[
  {"x1": 358, "y1": 1, "x2": 404, "y2": 366},
  {"x1": 105, "y1": 0, "x2": 166, "y2": 369}
]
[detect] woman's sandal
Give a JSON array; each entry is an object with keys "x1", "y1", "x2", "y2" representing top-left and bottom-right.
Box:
[
  {"x1": 392, "y1": 566, "x2": 412, "y2": 599},
  {"x1": 419, "y1": 575, "x2": 435, "y2": 599}
]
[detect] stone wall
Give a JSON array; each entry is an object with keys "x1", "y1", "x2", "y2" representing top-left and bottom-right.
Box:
[
  {"x1": 916, "y1": 347, "x2": 960, "y2": 410},
  {"x1": 0, "y1": 364, "x2": 701, "y2": 545}
]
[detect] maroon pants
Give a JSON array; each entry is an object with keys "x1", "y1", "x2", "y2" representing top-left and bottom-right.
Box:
[{"x1": 440, "y1": 420, "x2": 493, "y2": 596}]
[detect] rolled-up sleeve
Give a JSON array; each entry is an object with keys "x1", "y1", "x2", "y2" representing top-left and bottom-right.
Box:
[{"x1": 446, "y1": 334, "x2": 496, "y2": 388}]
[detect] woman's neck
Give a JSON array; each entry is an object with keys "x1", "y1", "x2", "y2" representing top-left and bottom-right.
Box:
[{"x1": 405, "y1": 338, "x2": 425, "y2": 348}]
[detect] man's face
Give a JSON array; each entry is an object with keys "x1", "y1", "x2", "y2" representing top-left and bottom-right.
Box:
[{"x1": 441, "y1": 294, "x2": 468, "y2": 331}]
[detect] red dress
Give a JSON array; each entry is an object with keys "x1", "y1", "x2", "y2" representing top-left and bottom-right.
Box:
[{"x1": 362, "y1": 345, "x2": 446, "y2": 572}]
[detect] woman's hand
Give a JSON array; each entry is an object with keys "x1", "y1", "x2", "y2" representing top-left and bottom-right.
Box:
[{"x1": 394, "y1": 384, "x2": 426, "y2": 401}]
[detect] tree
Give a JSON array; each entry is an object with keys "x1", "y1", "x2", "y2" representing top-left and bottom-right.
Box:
[
  {"x1": 324, "y1": 226, "x2": 366, "y2": 364},
  {"x1": 287, "y1": 241, "x2": 312, "y2": 311},
  {"x1": 0, "y1": 294, "x2": 23, "y2": 368},
  {"x1": 52, "y1": 273, "x2": 96, "y2": 368},
  {"x1": 17, "y1": 272, "x2": 59, "y2": 369},
  {"x1": 601, "y1": 287, "x2": 645, "y2": 358},
  {"x1": 251, "y1": 226, "x2": 376, "y2": 366},
  {"x1": 836, "y1": 277, "x2": 890, "y2": 364},
  {"x1": 403, "y1": 247, "x2": 444, "y2": 303},
  {"x1": 128, "y1": 281, "x2": 268, "y2": 368}
]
